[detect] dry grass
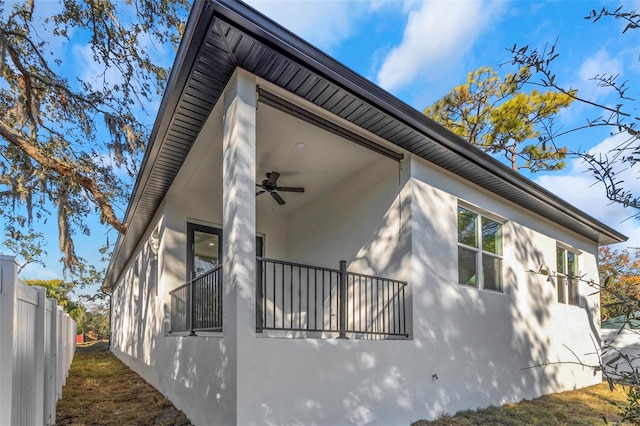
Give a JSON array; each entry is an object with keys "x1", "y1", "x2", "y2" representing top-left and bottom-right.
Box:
[
  {"x1": 58, "y1": 342, "x2": 631, "y2": 425},
  {"x1": 413, "y1": 381, "x2": 631, "y2": 425},
  {"x1": 56, "y1": 341, "x2": 192, "y2": 426}
]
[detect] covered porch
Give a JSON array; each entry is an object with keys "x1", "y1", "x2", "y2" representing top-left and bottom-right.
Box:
[{"x1": 163, "y1": 71, "x2": 412, "y2": 340}]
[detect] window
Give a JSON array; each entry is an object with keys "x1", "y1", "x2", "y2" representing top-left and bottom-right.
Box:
[
  {"x1": 556, "y1": 247, "x2": 579, "y2": 306},
  {"x1": 457, "y1": 206, "x2": 503, "y2": 292}
]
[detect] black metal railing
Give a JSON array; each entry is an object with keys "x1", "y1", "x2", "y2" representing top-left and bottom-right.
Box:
[
  {"x1": 256, "y1": 257, "x2": 408, "y2": 339},
  {"x1": 169, "y1": 265, "x2": 222, "y2": 334}
]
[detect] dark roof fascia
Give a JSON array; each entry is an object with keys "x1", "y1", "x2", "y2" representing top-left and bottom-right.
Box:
[
  {"x1": 102, "y1": 1, "x2": 213, "y2": 292},
  {"x1": 209, "y1": 0, "x2": 627, "y2": 246}
]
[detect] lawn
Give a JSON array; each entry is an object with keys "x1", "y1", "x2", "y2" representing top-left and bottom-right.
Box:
[
  {"x1": 58, "y1": 342, "x2": 631, "y2": 425},
  {"x1": 56, "y1": 341, "x2": 191, "y2": 426},
  {"x1": 413, "y1": 381, "x2": 631, "y2": 425}
]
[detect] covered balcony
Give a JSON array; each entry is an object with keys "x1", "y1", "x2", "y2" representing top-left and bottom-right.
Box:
[{"x1": 163, "y1": 73, "x2": 412, "y2": 341}]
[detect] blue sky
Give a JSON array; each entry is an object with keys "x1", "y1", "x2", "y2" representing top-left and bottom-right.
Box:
[
  {"x1": 10, "y1": 0, "x2": 640, "y2": 293},
  {"x1": 244, "y1": 0, "x2": 640, "y2": 247}
]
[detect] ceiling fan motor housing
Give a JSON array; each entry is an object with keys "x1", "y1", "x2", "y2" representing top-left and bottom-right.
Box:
[{"x1": 256, "y1": 171, "x2": 304, "y2": 205}]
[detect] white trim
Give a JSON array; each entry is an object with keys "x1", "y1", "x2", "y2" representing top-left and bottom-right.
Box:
[
  {"x1": 457, "y1": 199, "x2": 507, "y2": 224},
  {"x1": 556, "y1": 240, "x2": 583, "y2": 255}
]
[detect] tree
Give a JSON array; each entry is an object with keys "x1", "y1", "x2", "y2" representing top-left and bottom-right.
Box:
[
  {"x1": 0, "y1": 0, "x2": 189, "y2": 276},
  {"x1": 2, "y1": 227, "x2": 46, "y2": 272},
  {"x1": 509, "y1": 7, "x2": 640, "y2": 219},
  {"x1": 598, "y1": 246, "x2": 640, "y2": 321},
  {"x1": 425, "y1": 66, "x2": 574, "y2": 172},
  {"x1": 85, "y1": 301, "x2": 110, "y2": 337}
]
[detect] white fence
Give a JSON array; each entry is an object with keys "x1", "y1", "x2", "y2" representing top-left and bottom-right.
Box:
[
  {"x1": 601, "y1": 328, "x2": 640, "y2": 374},
  {"x1": 0, "y1": 255, "x2": 77, "y2": 426}
]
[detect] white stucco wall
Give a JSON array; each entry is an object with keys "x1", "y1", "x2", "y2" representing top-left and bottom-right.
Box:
[
  {"x1": 109, "y1": 72, "x2": 603, "y2": 425},
  {"x1": 406, "y1": 157, "x2": 601, "y2": 418},
  {"x1": 223, "y1": 155, "x2": 602, "y2": 425}
]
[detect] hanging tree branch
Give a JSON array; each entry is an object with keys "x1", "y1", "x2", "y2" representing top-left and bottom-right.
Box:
[{"x1": 0, "y1": 0, "x2": 189, "y2": 278}]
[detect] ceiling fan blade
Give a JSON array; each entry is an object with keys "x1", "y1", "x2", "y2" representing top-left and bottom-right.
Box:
[
  {"x1": 271, "y1": 191, "x2": 286, "y2": 205},
  {"x1": 276, "y1": 186, "x2": 304, "y2": 193},
  {"x1": 267, "y1": 171, "x2": 280, "y2": 186},
  {"x1": 256, "y1": 190, "x2": 266, "y2": 196}
]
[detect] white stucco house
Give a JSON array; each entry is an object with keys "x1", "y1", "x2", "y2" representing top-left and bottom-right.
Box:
[{"x1": 103, "y1": 1, "x2": 627, "y2": 425}]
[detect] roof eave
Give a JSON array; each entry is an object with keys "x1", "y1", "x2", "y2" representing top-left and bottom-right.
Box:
[
  {"x1": 209, "y1": 0, "x2": 628, "y2": 246},
  {"x1": 102, "y1": 0, "x2": 628, "y2": 292},
  {"x1": 101, "y1": 1, "x2": 213, "y2": 293}
]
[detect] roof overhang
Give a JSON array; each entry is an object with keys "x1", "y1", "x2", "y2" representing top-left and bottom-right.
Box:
[{"x1": 102, "y1": 0, "x2": 627, "y2": 292}]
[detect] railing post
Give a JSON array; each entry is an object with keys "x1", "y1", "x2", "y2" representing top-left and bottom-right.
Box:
[
  {"x1": 189, "y1": 280, "x2": 195, "y2": 336},
  {"x1": 338, "y1": 260, "x2": 348, "y2": 339},
  {"x1": 256, "y1": 258, "x2": 263, "y2": 333}
]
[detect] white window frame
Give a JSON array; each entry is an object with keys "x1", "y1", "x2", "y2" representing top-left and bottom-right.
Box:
[
  {"x1": 457, "y1": 205, "x2": 504, "y2": 293},
  {"x1": 556, "y1": 245, "x2": 580, "y2": 306}
]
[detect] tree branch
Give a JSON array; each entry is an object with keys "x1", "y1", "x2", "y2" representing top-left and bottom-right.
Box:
[{"x1": 0, "y1": 121, "x2": 127, "y2": 234}]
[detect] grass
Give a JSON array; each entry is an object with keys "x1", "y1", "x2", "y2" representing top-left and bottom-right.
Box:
[
  {"x1": 57, "y1": 342, "x2": 631, "y2": 425},
  {"x1": 413, "y1": 381, "x2": 631, "y2": 425},
  {"x1": 56, "y1": 341, "x2": 192, "y2": 426}
]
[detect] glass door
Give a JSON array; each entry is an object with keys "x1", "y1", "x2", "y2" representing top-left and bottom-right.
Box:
[{"x1": 187, "y1": 223, "x2": 222, "y2": 280}]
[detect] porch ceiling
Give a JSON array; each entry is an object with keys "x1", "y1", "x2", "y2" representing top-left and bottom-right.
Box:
[
  {"x1": 102, "y1": 0, "x2": 627, "y2": 292},
  {"x1": 183, "y1": 102, "x2": 387, "y2": 215},
  {"x1": 255, "y1": 104, "x2": 386, "y2": 214}
]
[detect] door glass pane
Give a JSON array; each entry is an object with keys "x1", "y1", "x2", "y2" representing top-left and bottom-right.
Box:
[
  {"x1": 458, "y1": 207, "x2": 477, "y2": 247},
  {"x1": 481, "y1": 217, "x2": 501, "y2": 255},
  {"x1": 193, "y1": 231, "x2": 219, "y2": 277},
  {"x1": 483, "y1": 255, "x2": 502, "y2": 291},
  {"x1": 458, "y1": 247, "x2": 477, "y2": 286}
]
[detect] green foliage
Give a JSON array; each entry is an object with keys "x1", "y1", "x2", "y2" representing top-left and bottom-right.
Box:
[
  {"x1": 425, "y1": 66, "x2": 574, "y2": 172},
  {"x1": 70, "y1": 303, "x2": 88, "y2": 335},
  {"x1": 85, "y1": 302, "x2": 110, "y2": 337},
  {"x1": 24, "y1": 278, "x2": 73, "y2": 307},
  {"x1": 0, "y1": 0, "x2": 189, "y2": 277}
]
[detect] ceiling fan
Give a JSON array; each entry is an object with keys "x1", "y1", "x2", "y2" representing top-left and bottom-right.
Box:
[{"x1": 256, "y1": 171, "x2": 304, "y2": 205}]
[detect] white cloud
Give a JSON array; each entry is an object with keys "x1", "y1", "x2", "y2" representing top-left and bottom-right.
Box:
[
  {"x1": 245, "y1": 0, "x2": 368, "y2": 52},
  {"x1": 375, "y1": 0, "x2": 503, "y2": 92},
  {"x1": 73, "y1": 44, "x2": 124, "y2": 92},
  {"x1": 19, "y1": 262, "x2": 62, "y2": 281},
  {"x1": 535, "y1": 133, "x2": 640, "y2": 249},
  {"x1": 576, "y1": 49, "x2": 623, "y2": 101}
]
